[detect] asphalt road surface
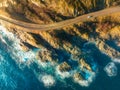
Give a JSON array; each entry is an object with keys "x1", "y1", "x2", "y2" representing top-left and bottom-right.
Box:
[{"x1": 0, "y1": 6, "x2": 120, "y2": 33}]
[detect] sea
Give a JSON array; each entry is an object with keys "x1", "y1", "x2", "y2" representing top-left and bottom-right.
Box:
[{"x1": 0, "y1": 25, "x2": 120, "y2": 90}]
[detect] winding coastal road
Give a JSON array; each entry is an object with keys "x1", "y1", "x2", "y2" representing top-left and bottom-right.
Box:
[{"x1": 0, "y1": 6, "x2": 120, "y2": 33}]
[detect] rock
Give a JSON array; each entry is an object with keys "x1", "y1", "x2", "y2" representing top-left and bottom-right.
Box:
[
  {"x1": 0, "y1": 0, "x2": 120, "y2": 87},
  {"x1": 59, "y1": 62, "x2": 71, "y2": 72},
  {"x1": 79, "y1": 59, "x2": 92, "y2": 71},
  {"x1": 73, "y1": 73, "x2": 83, "y2": 81},
  {"x1": 96, "y1": 39, "x2": 120, "y2": 58},
  {"x1": 37, "y1": 49, "x2": 53, "y2": 62}
]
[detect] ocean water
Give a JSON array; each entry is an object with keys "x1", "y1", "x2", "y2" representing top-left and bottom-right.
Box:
[{"x1": 0, "y1": 25, "x2": 120, "y2": 90}]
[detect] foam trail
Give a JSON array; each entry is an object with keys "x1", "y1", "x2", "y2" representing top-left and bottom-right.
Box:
[
  {"x1": 113, "y1": 58, "x2": 120, "y2": 63},
  {"x1": 0, "y1": 48, "x2": 25, "y2": 90},
  {"x1": 104, "y1": 62, "x2": 117, "y2": 77},
  {"x1": 55, "y1": 65, "x2": 71, "y2": 79},
  {"x1": 73, "y1": 71, "x2": 96, "y2": 87},
  {"x1": 0, "y1": 25, "x2": 35, "y2": 89},
  {"x1": 37, "y1": 59, "x2": 49, "y2": 68},
  {"x1": 39, "y1": 74, "x2": 56, "y2": 87},
  {"x1": 0, "y1": 25, "x2": 37, "y2": 66},
  {"x1": 0, "y1": 25, "x2": 98, "y2": 89}
]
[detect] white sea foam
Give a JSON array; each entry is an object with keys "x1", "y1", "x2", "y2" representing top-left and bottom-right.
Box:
[
  {"x1": 40, "y1": 75, "x2": 55, "y2": 87},
  {"x1": 0, "y1": 25, "x2": 38, "y2": 89},
  {"x1": 104, "y1": 62, "x2": 117, "y2": 77},
  {"x1": 0, "y1": 25, "x2": 37, "y2": 65},
  {"x1": 113, "y1": 58, "x2": 120, "y2": 63},
  {"x1": 56, "y1": 65, "x2": 71, "y2": 79},
  {"x1": 37, "y1": 60, "x2": 48, "y2": 68},
  {"x1": 73, "y1": 72, "x2": 96, "y2": 87},
  {"x1": 0, "y1": 25, "x2": 97, "y2": 88}
]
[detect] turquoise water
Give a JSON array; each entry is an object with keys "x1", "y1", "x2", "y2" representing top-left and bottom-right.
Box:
[{"x1": 0, "y1": 25, "x2": 120, "y2": 90}]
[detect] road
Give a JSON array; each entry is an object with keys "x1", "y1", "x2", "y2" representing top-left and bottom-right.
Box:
[{"x1": 0, "y1": 6, "x2": 120, "y2": 33}]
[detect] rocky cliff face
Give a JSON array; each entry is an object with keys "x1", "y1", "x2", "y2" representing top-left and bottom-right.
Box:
[{"x1": 0, "y1": 0, "x2": 120, "y2": 85}]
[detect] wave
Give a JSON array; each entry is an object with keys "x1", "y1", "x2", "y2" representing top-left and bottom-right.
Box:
[
  {"x1": 40, "y1": 74, "x2": 56, "y2": 87},
  {"x1": 55, "y1": 65, "x2": 71, "y2": 79},
  {"x1": 73, "y1": 71, "x2": 96, "y2": 87},
  {"x1": 0, "y1": 25, "x2": 98, "y2": 89},
  {"x1": 0, "y1": 25, "x2": 38, "y2": 89},
  {"x1": 0, "y1": 25, "x2": 38, "y2": 66},
  {"x1": 104, "y1": 62, "x2": 117, "y2": 77},
  {"x1": 113, "y1": 58, "x2": 120, "y2": 63}
]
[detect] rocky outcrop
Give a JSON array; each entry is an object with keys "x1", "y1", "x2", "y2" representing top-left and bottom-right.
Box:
[
  {"x1": 79, "y1": 59, "x2": 92, "y2": 71},
  {"x1": 73, "y1": 73, "x2": 83, "y2": 81},
  {"x1": 96, "y1": 39, "x2": 120, "y2": 58},
  {"x1": 37, "y1": 49, "x2": 58, "y2": 62},
  {"x1": 0, "y1": 0, "x2": 120, "y2": 83},
  {"x1": 58, "y1": 62, "x2": 71, "y2": 72}
]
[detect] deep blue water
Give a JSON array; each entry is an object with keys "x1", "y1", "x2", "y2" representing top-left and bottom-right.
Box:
[{"x1": 0, "y1": 25, "x2": 120, "y2": 90}]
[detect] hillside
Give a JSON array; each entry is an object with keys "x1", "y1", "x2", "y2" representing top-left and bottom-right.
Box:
[{"x1": 4, "y1": 0, "x2": 120, "y2": 23}]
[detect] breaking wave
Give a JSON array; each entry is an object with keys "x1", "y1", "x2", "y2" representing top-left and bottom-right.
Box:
[
  {"x1": 56, "y1": 65, "x2": 71, "y2": 79},
  {"x1": 40, "y1": 75, "x2": 56, "y2": 87},
  {"x1": 0, "y1": 25, "x2": 30, "y2": 89},
  {"x1": 73, "y1": 70, "x2": 96, "y2": 87},
  {"x1": 1, "y1": 25, "x2": 119, "y2": 90},
  {"x1": 0, "y1": 25, "x2": 98, "y2": 89},
  {"x1": 104, "y1": 62, "x2": 117, "y2": 77}
]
